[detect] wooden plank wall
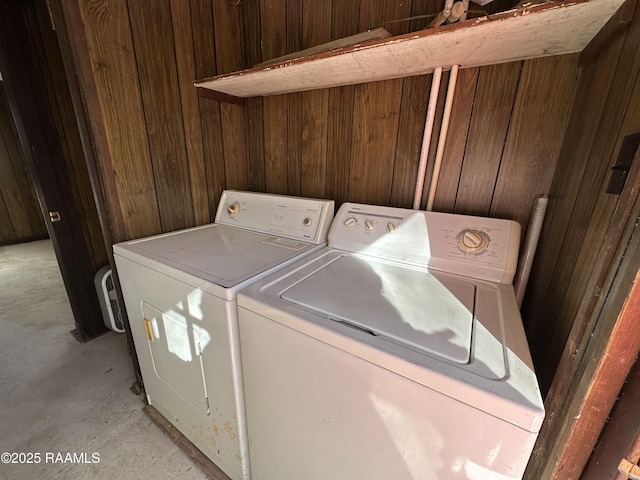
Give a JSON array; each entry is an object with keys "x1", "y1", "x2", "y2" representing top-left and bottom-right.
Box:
[
  {"x1": 522, "y1": 0, "x2": 640, "y2": 395},
  {"x1": 0, "y1": 82, "x2": 48, "y2": 245},
  {"x1": 61, "y1": 0, "x2": 582, "y2": 388},
  {"x1": 64, "y1": 0, "x2": 577, "y2": 239},
  {"x1": 523, "y1": 1, "x2": 640, "y2": 476}
]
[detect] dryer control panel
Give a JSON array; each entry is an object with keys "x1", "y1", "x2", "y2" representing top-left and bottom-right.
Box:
[
  {"x1": 215, "y1": 190, "x2": 335, "y2": 244},
  {"x1": 329, "y1": 203, "x2": 521, "y2": 284}
]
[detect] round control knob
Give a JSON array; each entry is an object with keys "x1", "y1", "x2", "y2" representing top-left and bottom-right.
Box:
[
  {"x1": 344, "y1": 217, "x2": 357, "y2": 227},
  {"x1": 364, "y1": 220, "x2": 374, "y2": 232},
  {"x1": 457, "y1": 229, "x2": 489, "y2": 253},
  {"x1": 303, "y1": 217, "x2": 313, "y2": 227},
  {"x1": 386, "y1": 223, "x2": 396, "y2": 234},
  {"x1": 227, "y1": 202, "x2": 240, "y2": 217}
]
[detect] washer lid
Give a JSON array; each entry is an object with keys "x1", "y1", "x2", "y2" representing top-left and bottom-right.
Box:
[
  {"x1": 280, "y1": 254, "x2": 475, "y2": 364},
  {"x1": 119, "y1": 224, "x2": 315, "y2": 288}
]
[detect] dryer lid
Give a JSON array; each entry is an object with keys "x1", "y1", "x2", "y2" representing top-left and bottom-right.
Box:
[
  {"x1": 280, "y1": 254, "x2": 475, "y2": 364},
  {"x1": 120, "y1": 224, "x2": 315, "y2": 288}
]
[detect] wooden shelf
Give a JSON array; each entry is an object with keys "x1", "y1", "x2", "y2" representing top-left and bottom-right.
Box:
[{"x1": 195, "y1": 0, "x2": 625, "y2": 104}]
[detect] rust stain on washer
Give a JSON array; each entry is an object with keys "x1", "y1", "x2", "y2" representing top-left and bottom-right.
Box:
[
  {"x1": 223, "y1": 420, "x2": 237, "y2": 439},
  {"x1": 191, "y1": 423, "x2": 218, "y2": 447}
]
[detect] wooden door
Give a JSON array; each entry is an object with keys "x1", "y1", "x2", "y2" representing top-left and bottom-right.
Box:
[{"x1": 0, "y1": 0, "x2": 106, "y2": 339}]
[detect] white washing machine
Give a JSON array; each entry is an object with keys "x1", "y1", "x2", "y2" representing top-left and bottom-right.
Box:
[
  {"x1": 113, "y1": 191, "x2": 334, "y2": 480},
  {"x1": 237, "y1": 202, "x2": 545, "y2": 480}
]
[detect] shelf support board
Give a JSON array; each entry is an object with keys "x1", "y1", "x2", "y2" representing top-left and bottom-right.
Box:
[
  {"x1": 196, "y1": 87, "x2": 246, "y2": 106},
  {"x1": 194, "y1": 0, "x2": 626, "y2": 103}
]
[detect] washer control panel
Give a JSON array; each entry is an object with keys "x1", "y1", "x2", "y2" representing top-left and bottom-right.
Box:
[
  {"x1": 215, "y1": 190, "x2": 335, "y2": 244},
  {"x1": 329, "y1": 203, "x2": 521, "y2": 284}
]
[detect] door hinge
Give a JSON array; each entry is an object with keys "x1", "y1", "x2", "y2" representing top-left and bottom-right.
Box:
[
  {"x1": 49, "y1": 211, "x2": 61, "y2": 222},
  {"x1": 618, "y1": 458, "x2": 640, "y2": 480}
]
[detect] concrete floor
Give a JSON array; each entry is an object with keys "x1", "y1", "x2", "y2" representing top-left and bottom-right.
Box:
[{"x1": 0, "y1": 240, "x2": 210, "y2": 480}]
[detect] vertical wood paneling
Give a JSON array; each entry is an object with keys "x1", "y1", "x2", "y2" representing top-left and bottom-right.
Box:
[
  {"x1": 261, "y1": 0, "x2": 287, "y2": 194},
  {"x1": 325, "y1": 0, "x2": 361, "y2": 207},
  {"x1": 552, "y1": 63, "x2": 640, "y2": 354},
  {"x1": 390, "y1": 0, "x2": 435, "y2": 208},
  {"x1": 0, "y1": 197, "x2": 14, "y2": 242},
  {"x1": 191, "y1": 0, "x2": 225, "y2": 214},
  {"x1": 325, "y1": 83, "x2": 355, "y2": 205},
  {"x1": 244, "y1": 1, "x2": 266, "y2": 192},
  {"x1": 78, "y1": 0, "x2": 161, "y2": 240},
  {"x1": 491, "y1": 55, "x2": 579, "y2": 231},
  {"x1": 246, "y1": 96, "x2": 267, "y2": 192},
  {"x1": 610, "y1": 69, "x2": 640, "y2": 162},
  {"x1": 214, "y1": 1, "x2": 249, "y2": 192},
  {"x1": 524, "y1": 55, "x2": 624, "y2": 370},
  {"x1": 219, "y1": 103, "x2": 249, "y2": 191},
  {"x1": 358, "y1": 0, "x2": 413, "y2": 36},
  {"x1": 0, "y1": 83, "x2": 46, "y2": 243},
  {"x1": 262, "y1": 94, "x2": 287, "y2": 193},
  {"x1": 129, "y1": 0, "x2": 195, "y2": 233},
  {"x1": 300, "y1": 88, "x2": 328, "y2": 198},
  {"x1": 65, "y1": 0, "x2": 585, "y2": 242},
  {"x1": 300, "y1": 0, "x2": 331, "y2": 199},
  {"x1": 392, "y1": 0, "x2": 444, "y2": 209},
  {"x1": 286, "y1": 1, "x2": 303, "y2": 196},
  {"x1": 348, "y1": 0, "x2": 411, "y2": 205},
  {"x1": 261, "y1": 0, "x2": 287, "y2": 63},
  {"x1": 455, "y1": 62, "x2": 521, "y2": 216},
  {"x1": 431, "y1": 67, "x2": 478, "y2": 212},
  {"x1": 59, "y1": 0, "x2": 127, "y2": 242},
  {"x1": 0, "y1": 131, "x2": 37, "y2": 240},
  {"x1": 170, "y1": 0, "x2": 210, "y2": 226},
  {"x1": 390, "y1": 74, "x2": 431, "y2": 208},
  {"x1": 526, "y1": 5, "x2": 640, "y2": 395},
  {"x1": 349, "y1": 80, "x2": 403, "y2": 205},
  {"x1": 286, "y1": 95, "x2": 303, "y2": 195},
  {"x1": 523, "y1": 65, "x2": 615, "y2": 361},
  {"x1": 525, "y1": 83, "x2": 640, "y2": 480}
]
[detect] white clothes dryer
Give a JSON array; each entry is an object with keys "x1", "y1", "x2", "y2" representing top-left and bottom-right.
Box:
[
  {"x1": 113, "y1": 191, "x2": 334, "y2": 480},
  {"x1": 237, "y1": 202, "x2": 545, "y2": 480}
]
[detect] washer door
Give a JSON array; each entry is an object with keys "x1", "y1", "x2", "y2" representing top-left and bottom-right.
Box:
[{"x1": 280, "y1": 254, "x2": 475, "y2": 364}]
